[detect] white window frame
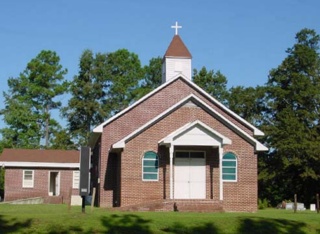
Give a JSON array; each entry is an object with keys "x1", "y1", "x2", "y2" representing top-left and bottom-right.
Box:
[
  {"x1": 73, "y1": 170, "x2": 80, "y2": 189},
  {"x1": 142, "y1": 151, "x2": 159, "y2": 181},
  {"x1": 222, "y1": 152, "x2": 237, "y2": 182},
  {"x1": 22, "y1": 170, "x2": 34, "y2": 188}
]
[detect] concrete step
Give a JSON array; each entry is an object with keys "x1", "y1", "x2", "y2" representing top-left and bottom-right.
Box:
[{"x1": 116, "y1": 199, "x2": 224, "y2": 212}]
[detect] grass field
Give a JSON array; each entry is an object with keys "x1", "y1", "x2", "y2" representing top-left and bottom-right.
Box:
[{"x1": 0, "y1": 204, "x2": 319, "y2": 234}]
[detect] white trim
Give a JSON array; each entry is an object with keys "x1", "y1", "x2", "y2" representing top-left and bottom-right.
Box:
[
  {"x1": 48, "y1": 171, "x2": 60, "y2": 196},
  {"x1": 73, "y1": 170, "x2": 80, "y2": 189},
  {"x1": 112, "y1": 94, "x2": 268, "y2": 152},
  {"x1": 93, "y1": 74, "x2": 188, "y2": 133},
  {"x1": 159, "y1": 120, "x2": 232, "y2": 146},
  {"x1": 22, "y1": 170, "x2": 34, "y2": 188},
  {"x1": 169, "y1": 145, "x2": 174, "y2": 199},
  {"x1": 222, "y1": 153, "x2": 238, "y2": 182},
  {"x1": 142, "y1": 151, "x2": 159, "y2": 182},
  {"x1": 93, "y1": 75, "x2": 264, "y2": 136},
  {"x1": 182, "y1": 77, "x2": 265, "y2": 136},
  {"x1": 0, "y1": 162, "x2": 79, "y2": 168},
  {"x1": 113, "y1": 94, "x2": 195, "y2": 149},
  {"x1": 219, "y1": 148, "x2": 223, "y2": 201}
]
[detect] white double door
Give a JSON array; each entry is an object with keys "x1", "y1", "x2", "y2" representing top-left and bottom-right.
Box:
[{"x1": 174, "y1": 152, "x2": 206, "y2": 199}]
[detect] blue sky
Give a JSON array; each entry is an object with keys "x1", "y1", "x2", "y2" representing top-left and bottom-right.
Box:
[{"x1": 0, "y1": 0, "x2": 320, "y2": 130}]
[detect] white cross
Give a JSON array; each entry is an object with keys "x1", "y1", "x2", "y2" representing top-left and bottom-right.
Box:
[{"x1": 171, "y1": 21, "x2": 182, "y2": 35}]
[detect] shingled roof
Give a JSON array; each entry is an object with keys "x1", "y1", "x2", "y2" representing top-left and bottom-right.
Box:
[
  {"x1": 0, "y1": 148, "x2": 79, "y2": 164},
  {"x1": 164, "y1": 35, "x2": 192, "y2": 58}
]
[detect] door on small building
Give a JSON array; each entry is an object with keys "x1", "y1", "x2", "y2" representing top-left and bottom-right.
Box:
[
  {"x1": 49, "y1": 172, "x2": 60, "y2": 196},
  {"x1": 174, "y1": 151, "x2": 206, "y2": 199}
]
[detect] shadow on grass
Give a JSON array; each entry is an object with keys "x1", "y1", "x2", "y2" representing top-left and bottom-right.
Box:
[
  {"x1": 47, "y1": 225, "x2": 85, "y2": 234},
  {"x1": 0, "y1": 214, "x2": 32, "y2": 234},
  {"x1": 99, "y1": 214, "x2": 309, "y2": 234},
  {"x1": 162, "y1": 217, "x2": 308, "y2": 234},
  {"x1": 238, "y1": 217, "x2": 307, "y2": 234},
  {"x1": 101, "y1": 214, "x2": 152, "y2": 234},
  {"x1": 162, "y1": 222, "x2": 220, "y2": 234}
]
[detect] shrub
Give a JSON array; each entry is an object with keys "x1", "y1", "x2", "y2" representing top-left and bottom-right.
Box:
[{"x1": 258, "y1": 198, "x2": 269, "y2": 209}]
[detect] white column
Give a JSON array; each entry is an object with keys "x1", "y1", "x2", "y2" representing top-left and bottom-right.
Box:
[
  {"x1": 169, "y1": 145, "x2": 174, "y2": 199},
  {"x1": 219, "y1": 147, "x2": 223, "y2": 200}
]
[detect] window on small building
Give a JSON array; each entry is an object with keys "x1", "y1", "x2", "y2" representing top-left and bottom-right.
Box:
[
  {"x1": 142, "y1": 151, "x2": 159, "y2": 181},
  {"x1": 222, "y1": 152, "x2": 237, "y2": 182},
  {"x1": 73, "y1": 170, "x2": 80, "y2": 189},
  {"x1": 23, "y1": 170, "x2": 34, "y2": 188}
]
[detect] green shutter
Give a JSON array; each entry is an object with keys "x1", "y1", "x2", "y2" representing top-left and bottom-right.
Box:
[
  {"x1": 223, "y1": 153, "x2": 236, "y2": 160},
  {"x1": 143, "y1": 173, "x2": 158, "y2": 180},
  {"x1": 144, "y1": 151, "x2": 157, "y2": 159},
  {"x1": 222, "y1": 174, "x2": 236, "y2": 180},
  {"x1": 222, "y1": 168, "x2": 236, "y2": 173},
  {"x1": 222, "y1": 152, "x2": 237, "y2": 181},
  {"x1": 143, "y1": 151, "x2": 159, "y2": 181},
  {"x1": 143, "y1": 167, "x2": 158, "y2": 173},
  {"x1": 222, "y1": 161, "x2": 236, "y2": 167},
  {"x1": 143, "y1": 160, "x2": 158, "y2": 167}
]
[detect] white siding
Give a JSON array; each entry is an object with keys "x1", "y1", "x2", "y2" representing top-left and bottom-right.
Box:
[
  {"x1": 173, "y1": 126, "x2": 222, "y2": 146},
  {"x1": 163, "y1": 58, "x2": 191, "y2": 83}
]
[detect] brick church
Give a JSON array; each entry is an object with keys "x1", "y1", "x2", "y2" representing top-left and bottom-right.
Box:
[{"x1": 89, "y1": 22, "x2": 268, "y2": 212}]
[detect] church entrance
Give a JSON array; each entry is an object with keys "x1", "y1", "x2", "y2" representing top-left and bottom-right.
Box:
[{"x1": 174, "y1": 151, "x2": 206, "y2": 199}]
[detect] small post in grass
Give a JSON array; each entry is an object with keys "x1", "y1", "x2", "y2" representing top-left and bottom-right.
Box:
[
  {"x1": 68, "y1": 187, "x2": 72, "y2": 211},
  {"x1": 317, "y1": 193, "x2": 319, "y2": 214},
  {"x1": 91, "y1": 187, "x2": 96, "y2": 212},
  {"x1": 294, "y1": 194, "x2": 297, "y2": 213},
  {"x1": 81, "y1": 196, "x2": 86, "y2": 213}
]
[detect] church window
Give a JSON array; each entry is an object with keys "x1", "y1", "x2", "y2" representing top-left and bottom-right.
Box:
[
  {"x1": 142, "y1": 151, "x2": 159, "y2": 181},
  {"x1": 222, "y1": 152, "x2": 237, "y2": 181}
]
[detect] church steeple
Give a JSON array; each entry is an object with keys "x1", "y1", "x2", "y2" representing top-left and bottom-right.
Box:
[{"x1": 162, "y1": 22, "x2": 192, "y2": 83}]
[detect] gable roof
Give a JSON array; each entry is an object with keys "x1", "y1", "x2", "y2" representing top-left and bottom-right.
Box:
[
  {"x1": 112, "y1": 94, "x2": 268, "y2": 152},
  {"x1": 0, "y1": 149, "x2": 79, "y2": 168},
  {"x1": 164, "y1": 35, "x2": 192, "y2": 58},
  {"x1": 93, "y1": 74, "x2": 264, "y2": 137},
  {"x1": 158, "y1": 120, "x2": 232, "y2": 146}
]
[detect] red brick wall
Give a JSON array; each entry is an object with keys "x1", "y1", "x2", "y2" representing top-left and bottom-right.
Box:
[
  {"x1": 4, "y1": 168, "x2": 79, "y2": 204},
  {"x1": 223, "y1": 142, "x2": 257, "y2": 212},
  {"x1": 98, "y1": 78, "x2": 258, "y2": 211}
]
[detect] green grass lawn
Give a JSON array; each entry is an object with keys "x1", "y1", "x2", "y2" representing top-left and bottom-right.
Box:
[{"x1": 0, "y1": 204, "x2": 319, "y2": 234}]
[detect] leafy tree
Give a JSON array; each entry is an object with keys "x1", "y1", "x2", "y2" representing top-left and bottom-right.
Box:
[
  {"x1": 0, "y1": 99, "x2": 40, "y2": 148},
  {"x1": 49, "y1": 129, "x2": 77, "y2": 150},
  {"x1": 228, "y1": 86, "x2": 267, "y2": 126},
  {"x1": 0, "y1": 50, "x2": 68, "y2": 149},
  {"x1": 193, "y1": 67, "x2": 229, "y2": 104},
  {"x1": 103, "y1": 49, "x2": 144, "y2": 116},
  {"x1": 134, "y1": 56, "x2": 162, "y2": 100},
  {"x1": 62, "y1": 50, "x2": 109, "y2": 146},
  {"x1": 259, "y1": 28, "x2": 320, "y2": 205},
  {"x1": 64, "y1": 49, "x2": 143, "y2": 146}
]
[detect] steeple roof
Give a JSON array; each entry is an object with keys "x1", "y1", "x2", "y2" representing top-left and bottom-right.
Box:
[{"x1": 164, "y1": 35, "x2": 192, "y2": 58}]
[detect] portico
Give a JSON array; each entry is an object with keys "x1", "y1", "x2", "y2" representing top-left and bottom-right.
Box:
[{"x1": 158, "y1": 120, "x2": 231, "y2": 200}]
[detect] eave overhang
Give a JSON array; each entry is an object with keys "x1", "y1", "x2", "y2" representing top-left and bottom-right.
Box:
[
  {"x1": 93, "y1": 75, "x2": 264, "y2": 137},
  {"x1": 0, "y1": 162, "x2": 79, "y2": 168},
  {"x1": 112, "y1": 94, "x2": 268, "y2": 152}
]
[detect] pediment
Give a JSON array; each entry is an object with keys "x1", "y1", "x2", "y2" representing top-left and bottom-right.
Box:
[{"x1": 159, "y1": 120, "x2": 231, "y2": 147}]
